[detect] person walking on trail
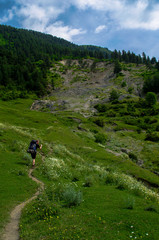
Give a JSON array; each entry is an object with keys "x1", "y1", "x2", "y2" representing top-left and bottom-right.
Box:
[{"x1": 27, "y1": 140, "x2": 42, "y2": 166}]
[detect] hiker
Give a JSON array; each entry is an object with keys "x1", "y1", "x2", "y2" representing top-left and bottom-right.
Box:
[{"x1": 27, "y1": 140, "x2": 42, "y2": 166}]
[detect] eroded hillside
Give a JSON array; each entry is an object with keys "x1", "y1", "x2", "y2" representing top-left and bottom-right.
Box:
[{"x1": 31, "y1": 59, "x2": 147, "y2": 115}]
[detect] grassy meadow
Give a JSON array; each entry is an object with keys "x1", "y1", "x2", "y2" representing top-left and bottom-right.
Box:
[{"x1": 0, "y1": 97, "x2": 159, "y2": 240}]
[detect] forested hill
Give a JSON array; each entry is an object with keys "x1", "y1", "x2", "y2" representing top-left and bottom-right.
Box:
[
  {"x1": 0, "y1": 24, "x2": 158, "y2": 99},
  {"x1": 0, "y1": 25, "x2": 111, "y2": 97}
]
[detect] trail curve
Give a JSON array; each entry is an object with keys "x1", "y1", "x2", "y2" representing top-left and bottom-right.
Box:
[{"x1": 2, "y1": 167, "x2": 44, "y2": 240}]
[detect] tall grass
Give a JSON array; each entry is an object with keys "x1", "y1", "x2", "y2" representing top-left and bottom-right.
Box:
[{"x1": 43, "y1": 144, "x2": 159, "y2": 202}]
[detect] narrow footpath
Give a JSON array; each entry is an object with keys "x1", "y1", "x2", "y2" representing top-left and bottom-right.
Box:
[{"x1": 2, "y1": 167, "x2": 44, "y2": 240}]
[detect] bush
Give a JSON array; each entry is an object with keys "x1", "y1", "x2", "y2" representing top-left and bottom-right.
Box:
[
  {"x1": 106, "y1": 110, "x2": 116, "y2": 117},
  {"x1": 128, "y1": 87, "x2": 134, "y2": 94},
  {"x1": 128, "y1": 152, "x2": 138, "y2": 163},
  {"x1": 94, "y1": 104, "x2": 108, "y2": 112},
  {"x1": 83, "y1": 176, "x2": 94, "y2": 187},
  {"x1": 124, "y1": 117, "x2": 138, "y2": 126},
  {"x1": 135, "y1": 98, "x2": 146, "y2": 108},
  {"x1": 22, "y1": 153, "x2": 32, "y2": 166},
  {"x1": 61, "y1": 185, "x2": 83, "y2": 207},
  {"x1": 116, "y1": 183, "x2": 126, "y2": 190},
  {"x1": 121, "y1": 81, "x2": 126, "y2": 87},
  {"x1": 145, "y1": 92, "x2": 157, "y2": 107},
  {"x1": 144, "y1": 117, "x2": 157, "y2": 124},
  {"x1": 145, "y1": 130, "x2": 159, "y2": 142},
  {"x1": 93, "y1": 118, "x2": 105, "y2": 127},
  {"x1": 145, "y1": 205, "x2": 157, "y2": 212},
  {"x1": 95, "y1": 133, "x2": 107, "y2": 144},
  {"x1": 136, "y1": 127, "x2": 142, "y2": 134},
  {"x1": 109, "y1": 89, "x2": 120, "y2": 102},
  {"x1": 32, "y1": 193, "x2": 59, "y2": 220},
  {"x1": 0, "y1": 89, "x2": 28, "y2": 101},
  {"x1": 144, "y1": 117, "x2": 151, "y2": 124}
]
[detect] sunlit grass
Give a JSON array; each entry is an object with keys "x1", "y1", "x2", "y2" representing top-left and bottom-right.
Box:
[{"x1": 0, "y1": 98, "x2": 159, "y2": 240}]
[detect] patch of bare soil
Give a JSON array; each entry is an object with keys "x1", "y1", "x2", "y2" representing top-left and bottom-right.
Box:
[
  {"x1": 31, "y1": 60, "x2": 145, "y2": 115},
  {"x1": 2, "y1": 168, "x2": 44, "y2": 240}
]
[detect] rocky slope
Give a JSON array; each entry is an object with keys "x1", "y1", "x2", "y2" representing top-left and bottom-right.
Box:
[{"x1": 31, "y1": 59, "x2": 147, "y2": 115}]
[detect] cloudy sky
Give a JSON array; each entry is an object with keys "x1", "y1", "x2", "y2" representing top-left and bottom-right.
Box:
[{"x1": 0, "y1": 0, "x2": 159, "y2": 59}]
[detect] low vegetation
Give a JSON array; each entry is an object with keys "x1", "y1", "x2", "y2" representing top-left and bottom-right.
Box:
[
  {"x1": 0, "y1": 26, "x2": 159, "y2": 239},
  {"x1": 0, "y1": 95, "x2": 159, "y2": 240}
]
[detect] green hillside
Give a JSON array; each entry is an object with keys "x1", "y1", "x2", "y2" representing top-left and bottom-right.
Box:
[
  {"x1": 0, "y1": 25, "x2": 157, "y2": 99},
  {"x1": 0, "y1": 96, "x2": 159, "y2": 240},
  {"x1": 0, "y1": 25, "x2": 159, "y2": 240}
]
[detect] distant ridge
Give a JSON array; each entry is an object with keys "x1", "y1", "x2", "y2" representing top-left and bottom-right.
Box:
[{"x1": 0, "y1": 24, "x2": 157, "y2": 99}]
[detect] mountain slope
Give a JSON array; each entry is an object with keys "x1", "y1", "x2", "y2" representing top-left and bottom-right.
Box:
[
  {"x1": 0, "y1": 25, "x2": 159, "y2": 240},
  {"x1": 31, "y1": 59, "x2": 147, "y2": 115},
  {"x1": 0, "y1": 98, "x2": 159, "y2": 240},
  {"x1": 0, "y1": 24, "x2": 112, "y2": 98},
  {"x1": 0, "y1": 24, "x2": 156, "y2": 100}
]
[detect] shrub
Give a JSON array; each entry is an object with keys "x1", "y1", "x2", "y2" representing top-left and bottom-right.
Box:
[
  {"x1": 22, "y1": 153, "x2": 32, "y2": 166},
  {"x1": 124, "y1": 117, "x2": 138, "y2": 126},
  {"x1": 94, "y1": 104, "x2": 108, "y2": 112},
  {"x1": 72, "y1": 176, "x2": 79, "y2": 182},
  {"x1": 135, "y1": 98, "x2": 146, "y2": 108},
  {"x1": 93, "y1": 118, "x2": 105, "y2": 127},
  {"x1": 145, "y1": 205, "x2": 157, "y2": 212},
  {"x1": 109, "y1": 89, "x2": 120, "y2": 102},
  {"x1": 105, "y1": 173, "x2": 117, "y2": 185},
  {"x1": 118, "y1": 109, "x2": 129, "y2": 116},
  {"x1": 106, "y1": 110, "x2": 116, "y2": 117},
  {"x1": 127, "y1": 102, "x2": 135, "y2": 113},
  {"x1": 95, "y1": 133, "x2": 107, "y2": 144},
  {"x1": 32, "y1": 193, "x2": 59, "y2": 220},
  {"x1": 145, "y1": 92, "x2": 157, "y2": 107},
  {"x1": 90, "y1": 128, "x2": 98, "y2": 134},
  {"x1": 61, "y1": 185, "x2": 83, "y2": 207},
  {"x1": 149, "y1": 118, "x2": 158, "y2": 124},
  {"x1": 83, "y1": 176, "x2": 94, "y2": 187},
  {"x1": 116, "y1": 183, "x2": 126, "y2": 190},
  {"x1": 144, "y1": 117, "x2": 157, "y2": 124},
  {"x1": 136, "y1": 127, "x2": 142, "y2": 134},
  {"x1": 144, "y1": 117, "x2": 151, "y2": 123},
  {"x1": 121, "y1": 81, "x2": 126, "y2": 87},
  {"x1": 128, "y1": 152, "x2": 138, "y2": 163},
  {"x1": 145, "y1": 130, "x2": 159, "y2": 142},
  {"x1": 128, "y1": 87, "x2": 134, "y2": 94}
]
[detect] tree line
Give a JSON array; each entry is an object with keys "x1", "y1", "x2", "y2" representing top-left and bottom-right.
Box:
[{"x1": 0, "y1": 24, "x2": 158, "y2": 99}]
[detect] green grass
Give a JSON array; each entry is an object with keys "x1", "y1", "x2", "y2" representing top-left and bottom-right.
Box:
[
  {"x1": 0, "y1": 130, "x2": 37, "y2": 235},
  {"x1": 0, "y1": 98, "x2": 158, "y2": 239},
  {"x1": 20, "y1": 185, "x2": 159, "y2": 240}
]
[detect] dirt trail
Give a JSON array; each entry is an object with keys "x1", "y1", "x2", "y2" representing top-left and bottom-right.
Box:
[{"x1": 2, "y1": 167, "x2": 44, "y2": 240}]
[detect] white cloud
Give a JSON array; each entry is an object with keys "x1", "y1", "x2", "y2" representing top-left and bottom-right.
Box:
[
  {"x1": 95, "y1": 25, "x2": 107, "y2": 34},
  {"x1": 117, "y1": 0, "x2": 159, "y2": 30},
  {"x1": 2, "y1": 0, "x2": 159, "y2": 42},
  {"x1": 46, "y1": 22, "x2": 86, "y2": 41},
  {"x1": 13, "y1": 1, "x2": 86, "y2": 41},
  {"x1": 73, "y1": 0, "x2": 159, "y2": 31},
  {"x1": 0, "y1": 7, "x2": 15, "y2": 24},
  {"x1": 73, "y1": 0, "x2": 123, "y2": 11}
]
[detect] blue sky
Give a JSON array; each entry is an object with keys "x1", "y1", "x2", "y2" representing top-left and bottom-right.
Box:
[{"x1": 0, "y1": 0, "x2": 159, "y2": 59}]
